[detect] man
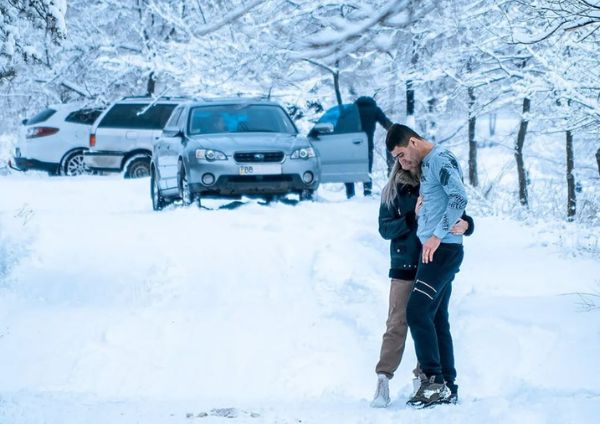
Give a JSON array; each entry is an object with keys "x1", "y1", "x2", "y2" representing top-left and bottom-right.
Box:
[
  {"x1": 386, "y1": 124, "x2": 468, "y2": 408},
  {"x1": 346, "y1": 96, "x2": 392, "y2": 199}
]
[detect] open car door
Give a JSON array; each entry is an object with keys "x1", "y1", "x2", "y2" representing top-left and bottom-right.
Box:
[{"x1": 308, "y1": 104, "x2": 369, "y2": 183}]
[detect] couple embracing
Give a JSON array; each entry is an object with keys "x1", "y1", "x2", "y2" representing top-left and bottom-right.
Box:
[{"x1": 372, "y1": 124, "x2": 473, "y2": 409}]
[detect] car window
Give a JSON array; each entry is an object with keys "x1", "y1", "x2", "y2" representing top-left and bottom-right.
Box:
[
  {"x1": 26, "y1": 108, "x2": 56, "y2": 125},
  {"x1": 188, "y1": 104, "x2": 297, "y2": 135},
  {"x1": 98, "y1": 103, "x2": 177, "y2": 130},
  {"x1": 317, "y1": 104, "x2": 361, "y2": 134},
  {"x1": 65, "y1": 108, "x2": 104, "y2": 125},
  {"x1": 177, "y1": 107, "x2": 188, "y2": 128},
  {"x1": 164, "y1": 107, "x2": 182, "y2": 130}
]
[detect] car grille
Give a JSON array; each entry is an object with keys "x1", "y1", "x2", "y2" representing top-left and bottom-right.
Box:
[{"x1": 234, "y1": 151, "x2": 284, "y2": 163}]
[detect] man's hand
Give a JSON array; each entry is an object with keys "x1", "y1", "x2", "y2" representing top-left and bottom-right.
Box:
[
  {"x1": 450, "y1": 219, "x2": 469, "y2": 235},
  {"x1": 415, "y1": 195, "x2": 424, "y2": 215},
  {"x1": 422, "y1": 235, "x2": 441, "y2": 264}
]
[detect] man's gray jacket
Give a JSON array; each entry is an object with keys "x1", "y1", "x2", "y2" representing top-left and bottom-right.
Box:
[{"x1": 417, "y1": 145, "x2": 468, "y2": 244}]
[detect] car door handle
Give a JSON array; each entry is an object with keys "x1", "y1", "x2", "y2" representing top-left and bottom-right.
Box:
[{"x1": 352, "y1": 139, "x2": 363, "y2": 144}]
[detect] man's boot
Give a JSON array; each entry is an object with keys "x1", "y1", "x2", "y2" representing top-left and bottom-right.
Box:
[
  {"x1": 406, "y1": 375, "x2": 450, "y2": 408},
  {"x1": 363, "y1": 180, "x2": 372, "y2": 196},
  {"x1": 442, "y1": 382, "x2": 458, "y2": 404}
]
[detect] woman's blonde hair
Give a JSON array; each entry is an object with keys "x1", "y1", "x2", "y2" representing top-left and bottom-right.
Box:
[{"x1": 381, "y1": 159, "x2": 420, "y2": 208}]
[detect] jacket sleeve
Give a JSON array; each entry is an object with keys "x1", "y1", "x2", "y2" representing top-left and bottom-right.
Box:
[
  {"x1": 461, "y1": 212, "x2": 475, "y2": 236},
  {"x1": 378, "y1": 200, "x2": 416, "y2": 240},
  {"x1": 376, "y1": 107, "x2": 393, "y2": 130}
]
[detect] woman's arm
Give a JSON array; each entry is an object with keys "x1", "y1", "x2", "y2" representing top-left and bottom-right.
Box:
[{"x1": 378, "y1": 201, "x2": 416, "y2": 240}]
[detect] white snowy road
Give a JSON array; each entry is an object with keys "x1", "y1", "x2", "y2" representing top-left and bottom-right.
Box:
[{"x1": 0, "y1": 174, "x2": 599, "y2": 423}]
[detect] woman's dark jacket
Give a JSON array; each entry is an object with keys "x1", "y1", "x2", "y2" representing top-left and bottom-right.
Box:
[{"x1": 378, "y1": 183, "x2": 474, "y2": 280}]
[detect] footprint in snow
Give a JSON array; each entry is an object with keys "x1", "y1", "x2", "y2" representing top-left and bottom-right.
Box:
[{"x1": 186, "y1": 408, "x2": 260, "y2": 419}]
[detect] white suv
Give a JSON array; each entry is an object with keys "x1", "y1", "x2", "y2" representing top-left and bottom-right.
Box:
[
  {"x1": 84, "y1": 96, "x2": 188, "y2": 178},
  {"x1": 12, "y1": 104, "x2": 103, "y2": 175}
]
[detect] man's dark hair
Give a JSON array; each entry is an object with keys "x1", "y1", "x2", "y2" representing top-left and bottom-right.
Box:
[{"x1": 385, "y1": 124, "x2": 422, "y2": 151}]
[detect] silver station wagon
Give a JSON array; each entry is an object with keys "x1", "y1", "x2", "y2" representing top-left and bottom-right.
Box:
[{"x1": 150, "y1": 97, "x2": 370, "y2": 210}]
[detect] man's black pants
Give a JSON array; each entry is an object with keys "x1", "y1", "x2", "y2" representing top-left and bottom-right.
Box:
[{"x1": 406, "y1": 243, "x2": 463, "y2": 384}]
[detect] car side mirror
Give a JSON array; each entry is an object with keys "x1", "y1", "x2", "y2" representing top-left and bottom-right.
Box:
[
  {"x1": 162, "y1": 129, "x2": 184, "y2": 138},
  {"x1": 312, "y1": 122, "x2": 334, "y2": 135}
]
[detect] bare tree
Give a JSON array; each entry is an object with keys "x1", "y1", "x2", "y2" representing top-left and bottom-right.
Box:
[
  {"x1": 566, "y1": 129, "x2": 576, "y2": 220},
  {"x1": 515, "y1": 98, "x2": 531, "y2": 206}
]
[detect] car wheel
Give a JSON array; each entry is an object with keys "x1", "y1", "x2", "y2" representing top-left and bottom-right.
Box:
[
  {"x1": 178, "y1": 162, "x2": 201, "y2": 207},
  {"x1": 63, "y1": 150, "x2": 92, "y2": 176},
  {"x1": 125, "y1": 157, "x2": 151, "y2": 179},
  {"x1": 300, "y1": 189, "x2": 314, "y2": 201},
  {"x1": 151, "y1": 169, "x2": 166, "y2": 211}
]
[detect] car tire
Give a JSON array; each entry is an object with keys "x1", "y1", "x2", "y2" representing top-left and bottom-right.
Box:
[
  {"x1": 178, "y1": 162, "x2": 201, "y2": 207},
  {"x1": 151, "y1": 169, "x2": 166, "y2": 211},
  {"x1": 300, "y1": 189, "x2": 314, "y2": 201},
  {"x1": 124, "y1": 156, "x2": 151, "y2": 179},
  {"x1": 62, "y1": 150, "x2": 93, "y2": 176}
]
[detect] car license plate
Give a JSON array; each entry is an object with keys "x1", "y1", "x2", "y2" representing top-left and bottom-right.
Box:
[{"x1": 239, "y1": 164, "x2": 282, "y2": 175}]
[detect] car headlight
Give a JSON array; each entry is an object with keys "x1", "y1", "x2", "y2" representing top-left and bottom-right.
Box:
[
  {"x1": 196, "y1": 149, "x2": 227, "y2": 161},
  {"x1": 290, "y1": 147, "x2": 316, "y2": 160}
]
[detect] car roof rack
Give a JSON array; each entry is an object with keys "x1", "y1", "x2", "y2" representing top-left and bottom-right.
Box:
[
  {"x1": 121, "y1": 95, "x2": 195, "y2": 101},
  {"x1": 196, "y1": 95, "x2": 275, "y2": 103}
]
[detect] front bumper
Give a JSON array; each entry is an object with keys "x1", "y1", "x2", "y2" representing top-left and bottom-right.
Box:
[
  {"x1": 190, "y1": 174, "x2": 318, "y2": 196},
  {"x1": 83, "y1": 150, "x2": 124, "y2": 172},
  {"x1": 187, "y1": 157, "x2": 320, "y2": 195}
]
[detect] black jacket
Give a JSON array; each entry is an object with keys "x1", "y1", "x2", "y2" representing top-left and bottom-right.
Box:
[
  {"x1": 354, "y1": 96, "x2": 392, "y2": 144},
  {"x1": 379, "y1": 184, "x2": 474, "y2": 277}
]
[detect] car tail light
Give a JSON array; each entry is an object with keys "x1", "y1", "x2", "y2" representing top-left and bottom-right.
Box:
[
  {"x1": 90, "y1": 133, "x2": 96, "y2": 147},
  {"x1": 26, "y1": 127, "x2": 59, "y2": 138}
]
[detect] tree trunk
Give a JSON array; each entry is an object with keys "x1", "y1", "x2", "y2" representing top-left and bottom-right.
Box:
[
  {"x1": 146, "y1": 71, "x2": 156, "y2": 96},
  {"x1": 333, "y1": 70, "x2": 342, "y2": 107},
  {"x1": 405, "y1": 79, "x2": 415, "y2": 128},
  {"x1": 332, "y1": 59, "x2": 342, "y2": 106},
  {"x1": 596, "y1": 147, "x2": 600, "y2": 177},
  {"x1": 406, "y1": 41, "x2": 418, "y2": 129},
  {"x1": 566, "y1": 130, "x2": 576, "y2": 221},
  {"x1": 515, "y1": 98, "x2": 530, "y2": 206},
  {"x1": 386, "y1": 54, "x2": 400, "y2": 176},
  {"x1": 488, "y1": 113, "x2": 496, "y2": 136},
  {"x1": 427, "y1": 96, "x2": 436, "y2": 141},
  {"x1": 406, "y1": 80, "x2": 414, "y2": 116},
  {"x1": 468, "y1": 86, "x2": 478, "y2": 187}
]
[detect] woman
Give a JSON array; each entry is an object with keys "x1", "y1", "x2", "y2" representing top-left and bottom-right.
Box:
[{"x1": 370, "y1": 158, "x2": 473, "y2": 408}]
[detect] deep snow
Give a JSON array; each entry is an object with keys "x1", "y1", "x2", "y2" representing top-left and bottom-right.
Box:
[{"x1": 0, "y1": 174, "x2": 599, "y2": 423}]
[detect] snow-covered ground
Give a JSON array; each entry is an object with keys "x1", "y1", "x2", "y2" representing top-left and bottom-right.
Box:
[{"x1": 0, "y1": 174, "x2": 599, "y2": 423}]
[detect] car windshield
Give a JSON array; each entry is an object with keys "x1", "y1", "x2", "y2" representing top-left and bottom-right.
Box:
[{"x1": 188, "y1": 104, "x2": 297, "y2": 135}]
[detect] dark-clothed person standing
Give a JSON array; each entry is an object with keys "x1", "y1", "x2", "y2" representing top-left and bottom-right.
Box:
[
  {"x1": 346, "y1": 96, "x2": 392, "y2": 199},
  {"x1": 385, "y1": 124, "x2": 468, "y2": 408}
]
